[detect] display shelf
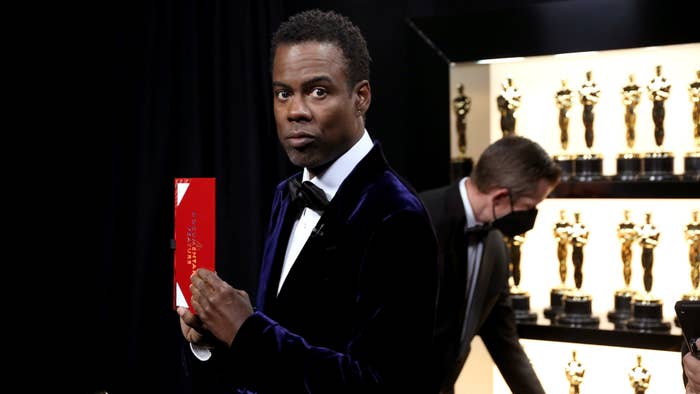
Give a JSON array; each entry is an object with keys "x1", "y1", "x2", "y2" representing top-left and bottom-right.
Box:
[
  {"x1": 517, "y1": 313, "x2": 682, "y2": 351},
  {"x1": 549, "y1": 179, "x2": 700, "y2": 199}
]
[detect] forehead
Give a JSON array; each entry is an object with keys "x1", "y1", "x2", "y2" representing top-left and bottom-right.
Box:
[{"x1": 272, "y1": 42, "x2": 347, "y2": 83}]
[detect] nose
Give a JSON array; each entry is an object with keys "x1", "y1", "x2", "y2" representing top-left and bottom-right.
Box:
[{"x1": 287, "y1": 95, "x2": 312, "y2": 121}]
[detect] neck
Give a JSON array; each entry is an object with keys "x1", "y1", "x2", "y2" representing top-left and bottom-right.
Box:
[{"x1": 465, "y1": 178, "x2": 491, "y2": 223}]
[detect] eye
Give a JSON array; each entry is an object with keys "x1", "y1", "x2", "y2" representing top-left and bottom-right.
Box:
[
  {"x1": 275, "y1": 90, "x2": 291, "y2": 100},
  {"x1": 310, "y1": 87, "x2": 327, "y2": 98}
]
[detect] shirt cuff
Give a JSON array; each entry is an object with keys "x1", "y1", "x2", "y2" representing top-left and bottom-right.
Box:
[{"x1": 190, "y1": 343, "x2": 212, "y2": 361}]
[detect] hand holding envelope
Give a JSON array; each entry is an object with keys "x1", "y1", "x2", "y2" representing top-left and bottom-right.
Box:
[{"x1": 178, "y1": 268, "x2": 254, "y2": 347}]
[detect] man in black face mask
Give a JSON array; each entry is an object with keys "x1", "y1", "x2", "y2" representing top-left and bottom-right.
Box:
[{"x1": 420, "y1": 136, "x2": 561, "y2": 394}]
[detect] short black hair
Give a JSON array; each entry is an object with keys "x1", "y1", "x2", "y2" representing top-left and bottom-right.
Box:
[
  {"x1": 270, "y1": 9, "x2": 371, "y2": 90},
  {"x1": 472, "y1": 136, "x2": 561, "y2": 200}
]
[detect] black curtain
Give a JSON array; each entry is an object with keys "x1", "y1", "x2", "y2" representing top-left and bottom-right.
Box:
[{"x1": 77, "y1": 1, "x2": 294, "y2": 392}]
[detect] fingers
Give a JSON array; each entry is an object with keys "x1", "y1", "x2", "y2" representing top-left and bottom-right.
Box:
[
  {"x1": 178, "y1": 306, "x2": 203, "y2": 329},
  {"x1": 685, "y1": 351, "x2": 700, "y2": 394}
]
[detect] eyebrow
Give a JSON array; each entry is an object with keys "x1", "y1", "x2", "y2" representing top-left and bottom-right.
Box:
[{"x1": 272, "y1": 75, "x2": 334, "y2": 91}]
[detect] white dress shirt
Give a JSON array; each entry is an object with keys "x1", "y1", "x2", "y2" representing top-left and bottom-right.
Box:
[
  {"x1": 459, "y1": 177, "x2": 485, "y2": 326},
  {"x1": 278, "y1": 130, "x2": 373, "y2": 295}
]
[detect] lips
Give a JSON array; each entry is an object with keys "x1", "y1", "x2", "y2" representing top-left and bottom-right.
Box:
[{"x1": 285, "y1": 131, "x2": 316, "y2": 148}]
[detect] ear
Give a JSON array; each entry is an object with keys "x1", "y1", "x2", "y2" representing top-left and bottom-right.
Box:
[
  {"x1": 354, "y1": 80, "x2": 371, "y2": 116},
  {"x1": 490, "y1": 187, "x2": 510, "y2": 202}
]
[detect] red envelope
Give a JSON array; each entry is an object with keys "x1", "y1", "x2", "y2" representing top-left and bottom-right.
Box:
[{"x1": 173, "y1": 178, "x2": 215, "y2": 313}]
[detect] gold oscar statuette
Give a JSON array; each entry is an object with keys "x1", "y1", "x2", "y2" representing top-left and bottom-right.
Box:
[
  {"x1": 565, "y1": 350, "x2": 585, "y2": 394},
  {"x1": 453, "y1": 83, "x2": 472, "y2": 157},
  {"x1": 643, "y1": 65, "x2": 675, "y2": 180},
  {"x1": 579, "y1": 70, "x2": 601, "y2": 150},
  {"x1": 576, "y1": 71, "x2": 604, "y2": 180},
  {"x1": 554, "y1": 81, "x2": 576, "y2": 180},
  {"x1": 637, "y1": 213, "x2": 660, "y2": 300},
  {"x1": 570, "y1": 212, "x2": 589, "y2": 293},
  {"x1": 627, "y1": 212, "x2": 670, "y2": 332},
  {"x1": 506, "y1": 234, "x2": 526, "y2": 293},
  {"x1": 545, "y1": 210, "x2": 573, "y2": 319},
  {"x1": 617, "y1": 74, "x2": 644, "y2": 180},
  {"x1": 628, "y1": 355, "x2": 651, "y2": 394},
  {"x1": 622, "y1": 74, "x2": 642, "y2": 151},
  {"x1": 557, "y1": 212, "x2": 599, "y2": 327},
  {"x1": 648, "y1": 65, "x2": 672, "y2": 149},
  {"x1": 497, "y1": 77, "x2": 521, "y2": 137},
  {"x1": 505, "y1": 233, "x2": 537, "y2": 323},
  {"x1": 618, "y1": 210, "x2": 639, "y2": 292},
  {"x1": 685, "y1": 70, "x2": 700, "y2": 180},
  {"x1": 683, "y1": 210, "x2": 700, "y2": 300},
  {"x1": 690, "y1": 70, "x2": 700, "y2": 148},
  {"x1": 609, "y1": 210, "x2": 640, "y2": 324},
  {"x1": 554, "y1": 210, "x2": 572, "y2": 289},
  {"x1": 556, "y1": 80, "x2": 573, "y2": 151}
]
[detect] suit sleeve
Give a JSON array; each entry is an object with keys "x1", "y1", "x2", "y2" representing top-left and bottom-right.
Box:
[
  {"x1": 479, "y1": 286, "x2": 545, "y2": 394},
  {"x1": 225, "y1": 211, "x2": 438, "y2": 393}
]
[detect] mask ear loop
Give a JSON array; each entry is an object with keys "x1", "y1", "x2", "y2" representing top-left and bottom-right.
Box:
[
  {"x1": 492, "y1": 189, "x2": 514, "y2": 222},
  {"x1": 508, "y1": 190, "x2": 514, "y2": 212}
]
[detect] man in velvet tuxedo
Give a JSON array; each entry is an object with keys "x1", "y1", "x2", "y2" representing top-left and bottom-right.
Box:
[
  {"x1": 177, "y1": 9, "x2": 438, "y2": 393},
  {"x1": 420, "y1": 136, "x2": 561, "y2": 394}
]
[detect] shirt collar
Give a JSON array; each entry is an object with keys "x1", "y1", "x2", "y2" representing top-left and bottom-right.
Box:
[
  {"x1": 302, "y1": 129, "x2": 373, "y2": 202},
  {"x1": 458, "y1": 177, "x2": 481, "y2": 228}
]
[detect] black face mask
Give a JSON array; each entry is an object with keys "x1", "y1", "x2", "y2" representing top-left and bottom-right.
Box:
[{"x1": 491, "y1": 192, "x2": 538, "y2": 237}]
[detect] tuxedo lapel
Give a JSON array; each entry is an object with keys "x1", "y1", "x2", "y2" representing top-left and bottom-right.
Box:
[
  {"x1": 462, "y1": 230, "x2": 499, "y2": 338},
  {"x1": 257, "y1": 182, "x2": 302, "y2": 314},
  {"x1": 443, "y1": 183, "x2": 470, "y2": 336}
]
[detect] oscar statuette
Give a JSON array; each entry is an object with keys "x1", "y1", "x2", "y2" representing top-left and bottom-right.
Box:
[
  {"x1": 565, "y1": 350, "x2": 585, "y2": 394},
  {"x1": 554, "y1": 80, "x2": 576, "y2": 180},
  {"x1": 505, "y1": 233, "x2": 537, "y2": 323},
  {"x1": 496, "y1": 77, "x2": 521, "y2": 138},
  {"x1": 628, "y1": 355, "x2": 651, "y2": 394},
  {"x1": 682, "y1": 210, "x2": 700, "y2": 301},
  {"x1": 642, "y1": 65, "x2": 675, "y2": 180},
  {"x1": 575, "y1": 70, "x2": 604, "y2": 181},
  {"x1": 616, "y1": 74, "x2": 644, "y2": 180},
  {"x1": 556, "y1": 212, "x2": 600, "y2": 327},
  {"x1": 684, "y1": 70, "x2": 700, "y2": 181},
  {"x1": 627, "y1": 212, "x2": 671, "y2": 332},
  {"x1": 608, "y1": 210, "x2": 639, "y2": 326},
  {"x1": 545, "y1": 210, "x2": 574, "y2": 320},
  {"x1": 450, "y1": 83, "x2": 474, "y2": 181}
]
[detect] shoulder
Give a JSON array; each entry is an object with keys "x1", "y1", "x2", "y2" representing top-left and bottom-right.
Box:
[
  {"x1": 367, "y1": 170, "x2": 429, "y2": 219},
  {"x1": 418, "y1": 184, "x2": 451, "y2": 206}
]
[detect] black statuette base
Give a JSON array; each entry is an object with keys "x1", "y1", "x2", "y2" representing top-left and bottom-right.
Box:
[
  {"x1": 607, "y1": 292, "x2": 634, "y2": 325},
  {"x1": 684, "y1": 152, "x2": 700, "y2": 181},
  {"x1": 642, "y1": 152, "x2": 675, "y2": 181},
  {"x1": 615, "y1": 154, "x2": 642, "y2": 181},
  {"x1": 511, "y1": 293, "x2": 537, "y2": 323},
  {"x1": 556, "y1": 294, "x2": 600, "y2": 327},
  {"x1": 544, "y1": 288, "x2": 568, "y2": 320},
  {"x1": 626, "y1": 300, "x2": 671, "y2": 333},
  {"x1": 575, "y1": 154, "x2": 604, "y2": 181},
  {"x1": 554, "y1": 155, "x2": 575, "y2": 182}
]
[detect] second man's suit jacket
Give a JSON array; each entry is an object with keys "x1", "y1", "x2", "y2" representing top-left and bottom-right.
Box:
[
  {"x1": 420, "y1": 181, "x2": 544, "y2": 394},
  {"x1": 223, "y1": 142, "x2": 439, "y2": 393}
]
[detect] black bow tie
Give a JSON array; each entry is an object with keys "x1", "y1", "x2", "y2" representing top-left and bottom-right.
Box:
[
  {"x1": 287, "y1": 178, "x2": 329, "y2": 211},
  {"x1": 464, "y1": 223, "x2": 491, "y2": 242}
]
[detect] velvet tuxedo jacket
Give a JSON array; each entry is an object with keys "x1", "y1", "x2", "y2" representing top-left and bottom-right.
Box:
[
  {"x1": 419, "y1": 181, "x2": 544, "y2": 394},
  {"x1": 226, "y1": 143, "x2": 438, "y2": 393}
]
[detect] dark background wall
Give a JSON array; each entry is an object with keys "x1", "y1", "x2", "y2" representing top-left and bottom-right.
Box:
[{"x1": 58, "y1": 0, "x2": 695, "y2": 392}]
